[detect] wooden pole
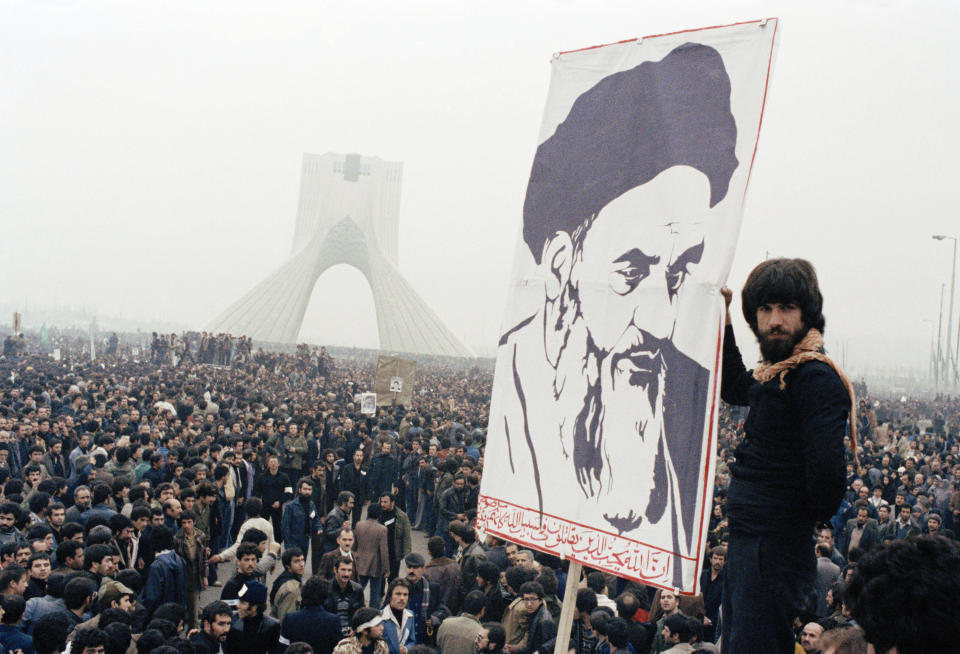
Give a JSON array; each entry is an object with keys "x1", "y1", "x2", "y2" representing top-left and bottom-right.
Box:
[{"x1": 553, "y1": 561, "x2": 582, "y2": 654}]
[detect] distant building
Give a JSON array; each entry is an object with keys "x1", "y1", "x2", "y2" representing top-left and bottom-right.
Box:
[{"x1": 207, "y1": 152, "x2": 471, "y2": 357}]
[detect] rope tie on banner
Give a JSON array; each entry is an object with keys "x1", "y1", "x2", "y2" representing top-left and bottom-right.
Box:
[{"x1": 752, "y1": 328, "x2": 862, "y2": 475}]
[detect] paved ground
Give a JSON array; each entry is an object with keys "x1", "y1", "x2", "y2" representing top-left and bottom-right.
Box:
[{"x1": 199, "y1": 509, "x2": 431, "y2": 610}]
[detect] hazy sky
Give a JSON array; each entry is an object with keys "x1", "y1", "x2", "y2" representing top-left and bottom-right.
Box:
[{"x1": 2, "y1": 0, "x2": 958, "y2": 380}]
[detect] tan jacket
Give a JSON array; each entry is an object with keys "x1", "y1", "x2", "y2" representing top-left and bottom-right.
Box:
[
  {"x1": 354, "y1": 518, "x2": 390, "y2": 577},
  {"x1": 437, "y1": 614, "x2": 483, "y2": 654},
  {"x1": 333, "y1": 637, "x2": 389, "y2": 654},
  {"x1": 271, "y1": 577, "x2": 301, "y2": 623},
  {"x1": 502, "y1": 596, "x2": 529, "y2": 648}
]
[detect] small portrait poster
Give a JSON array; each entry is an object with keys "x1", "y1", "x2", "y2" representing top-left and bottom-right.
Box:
[{"x1": 360, "y1": 393, "x2": 377, "y2": 416}]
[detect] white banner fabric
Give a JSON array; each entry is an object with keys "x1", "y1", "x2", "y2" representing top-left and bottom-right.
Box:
[{"x1": 477, "y1": 19, "x2": 779, "y2": 594}]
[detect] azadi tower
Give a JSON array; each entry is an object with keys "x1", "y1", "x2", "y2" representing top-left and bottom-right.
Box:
[{"x1": 207, "y1": 153, "x2": 472, "y2": 357}]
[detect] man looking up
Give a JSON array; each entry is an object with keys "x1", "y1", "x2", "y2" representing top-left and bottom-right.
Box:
[{"x1": 720, "y1": 259, "x2": 854, "y2": 654}]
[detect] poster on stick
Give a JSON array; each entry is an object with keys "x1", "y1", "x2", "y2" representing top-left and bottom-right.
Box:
[
  {"x1": 360, "y1": 393, "x2": 377, "y2": 415},
  {"x1": 476, "y1": 19, "x2": 779, "y2": 594},
  {"x1": 373, "y1": 355, "x2": 417, "y2": 407}
]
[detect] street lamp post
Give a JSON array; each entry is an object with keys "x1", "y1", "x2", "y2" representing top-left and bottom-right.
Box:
[
  {"x1": 922, "y1": 319, "x2": 935, "y2": 386},
  {"x1": 937, "y1": 284, "x2": 945, "y2": 388},
  {"x1": 933, "y1": 234, "x2": 957, "y2": 389}
]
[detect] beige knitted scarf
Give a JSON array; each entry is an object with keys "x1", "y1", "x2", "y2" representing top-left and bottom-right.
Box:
[{"x1": 752, "y1": 328, "x2": 860, "y2": 470}]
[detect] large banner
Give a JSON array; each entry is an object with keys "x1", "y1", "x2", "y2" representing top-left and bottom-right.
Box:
[
  {"x1": 476, "y1": 19, "x2": 779, "y2": 594},
  {"x1": 373, "y1": 355, "x2": 418, "y2": 407}
]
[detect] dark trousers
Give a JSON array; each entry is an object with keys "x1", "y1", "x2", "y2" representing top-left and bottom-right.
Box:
[
  {"x1": 268, "y1": 507, "x2": 283, "y2": 544},
  {"x1": 359, "y1": 575, "x2": 384, "y2": 608},
  {"x1": 311, "y1": 533, "x2": 325, "y2": 575},
  {"x1": 405, "y1": 485, "x2": 418, "y2": 524},
  {"x1": 722, "y1": 529, "x2": 815, "y2": 654}
]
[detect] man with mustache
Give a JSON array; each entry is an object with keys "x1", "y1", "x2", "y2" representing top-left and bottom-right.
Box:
[
  {"x1": 720, "y1": 258, "x2": 854, "y2": 654},
  {"x1": 486, "y1": 42, "x2": 739, "y2": 587}
]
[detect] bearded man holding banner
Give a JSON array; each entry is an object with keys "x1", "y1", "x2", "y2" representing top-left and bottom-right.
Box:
[{"x1": 720, "y1": 260, "x2": 856, "y2": 654}]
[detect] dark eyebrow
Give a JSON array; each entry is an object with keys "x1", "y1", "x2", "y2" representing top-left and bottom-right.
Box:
[
  {"x1": 666, "y1": 240, "x2": 704, "y2": 274},
  {"x1": 613, "y1": 248, "x2": 660, "y2": 266}
]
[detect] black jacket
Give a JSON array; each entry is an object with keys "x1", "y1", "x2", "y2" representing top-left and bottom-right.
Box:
[
  {"x1": 189, "y1": 630, "x2": 225, "y2": 654},
  {"x1": 721, "y1": 325, "x2": 848, "y2": 532},
  {"x1": 323, "y1": 506, "x2": 349, "y2": 552},
  {"x1": 367, "y1": 453, "x2": 400, "y2": 499},
  {"x1": 520, "y1": 605, "x2": 556, "y2": 654},
  {"x1": 339, "y1": 463, "x2": 368, "y2": 504},
  {"x1": 323, "y1": 579, "x2": 365, "y2": 636},
  {"x1": 226, "y1": 613, "x2": 281, "y2": 654},
  {"x1": 281, "y1": 605, "x2": 343, "y2": 654},
  {"x1": 254, "y1": 471, "x2": 292, "y2": 513},
  {"x1": 438, "y1": 486, "x2": 469, "y2": 527}
]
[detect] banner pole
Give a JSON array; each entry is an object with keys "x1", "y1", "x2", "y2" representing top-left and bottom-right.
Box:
[{"x1": 553, "y1": 560, "x2": 582, "y2": 654}]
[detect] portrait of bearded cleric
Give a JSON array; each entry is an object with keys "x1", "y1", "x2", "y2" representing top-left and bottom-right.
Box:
[{"x1": 489, "y1": 42, "x2": 739, "y2": 568}]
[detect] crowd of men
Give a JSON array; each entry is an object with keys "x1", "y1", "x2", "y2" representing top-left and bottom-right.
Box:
[{"x1": 0, "y1": 327, "x2": 957, "y2": 654}]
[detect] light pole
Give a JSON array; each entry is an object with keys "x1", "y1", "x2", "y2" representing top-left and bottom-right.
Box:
[
  {"x1": 937, "y1": 284, "x2": 945, "y2": 387},
  {"x1": 933, "y1": 234, "x2": 957, "y2": 389},
  {"x1": 922, "y1": 319, "x2": 935, "y2": 385}
]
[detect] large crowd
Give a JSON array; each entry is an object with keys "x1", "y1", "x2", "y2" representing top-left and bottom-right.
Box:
[{"x1": 0, "y1": 328, "x2": 957, "y2": 654}]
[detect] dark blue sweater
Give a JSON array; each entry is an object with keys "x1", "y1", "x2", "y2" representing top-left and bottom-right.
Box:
[{"x1": 721, "y1": 325, "x2": 848, "y2": 533}]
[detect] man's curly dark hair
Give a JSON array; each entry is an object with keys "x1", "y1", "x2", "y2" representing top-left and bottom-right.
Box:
[
  {"x1": 845, "y1": 535, "x2": 960, "y2": 654},
  {"x1": 73, "y1": 627, "x2": 109, "y2": 652},
  {"x1": 741, "y1": 258, "x2": 825, "y2": 335}
]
